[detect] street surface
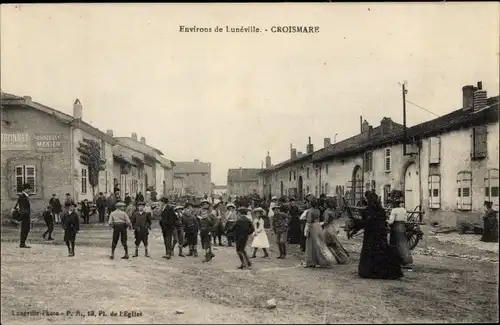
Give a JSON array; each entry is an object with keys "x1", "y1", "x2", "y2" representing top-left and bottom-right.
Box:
[{"x1": 1, "y1": 222, "x2": 498, "y2": 324}]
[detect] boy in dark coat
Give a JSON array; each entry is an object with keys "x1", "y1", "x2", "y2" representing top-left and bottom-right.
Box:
[
  {"x1": 272, "y1": 205, "x2": 290, "y2": 259},
  {"x1": 49, "y1": 193, "x2": 62, "y2": 224},
  {"x1": 81, "y1": 199, "x2": 91, "y2": 224},
  {"x1": 130, "y1": 201, "x2": 152, "y2": 257},
  {"x1": 61, "y1": 202, "x2": 80, "y2": 257},
  {"x1": 96, "y1": 192, "x2": 107, "y2": 223},
  {"x1": 42, "y1": 205, "x2": 55, "y2": 240},
  {"x1": 182, "y1": 202, "x2": 199, "y2": 257},
  {"x1": 199, "y1": 200, "x2": 215, "y2": 262},
  {"x1": 173, "y1": 206, "x2": 186, "y2": 257},
  {"x1": 159, "y1": 197, "x2": 177, "y2": 259},
  {"x1": 228, "y1": 207, "x2": 255, "y2": 269}
]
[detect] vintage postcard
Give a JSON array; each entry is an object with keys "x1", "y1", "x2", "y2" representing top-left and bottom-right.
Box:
[{"x1": 1, "y1": 3, "x2": 499, "y2": 324}]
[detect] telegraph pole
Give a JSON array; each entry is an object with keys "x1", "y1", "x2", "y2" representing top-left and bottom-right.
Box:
[{"x1": 400, "y1": 81, "x2": 408, "y2": 155}]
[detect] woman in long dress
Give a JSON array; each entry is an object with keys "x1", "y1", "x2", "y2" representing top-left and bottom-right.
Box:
[
  {"x1": 250, "y1": 207, "x2": 270, "y2": 258},
  {"x1": 356, "y1": 191, "x2": 403, "y2": 279},
  {"x1": 303, "y1": 197, "x2": 337, "y2": 268},
  {"x1": 322, "y1": 197, "x2": 349, "y2": 264},
  {"x1": 387, "y1": 198, "x2": 413, "y2": 267}
]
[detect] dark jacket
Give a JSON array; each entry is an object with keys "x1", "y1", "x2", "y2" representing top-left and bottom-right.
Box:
[
  {"x1": 131, "y1": 211, "x2": 152, "y2": 230},
  {"x1": 229, "y1": 215, "x2": 255, "y2": 240},
  {"x1": 135, "y1": 193, "x2": 145, "y2": 203},
  {"x1": 96, "y1": 196, "x2": 107, "y2": 209},
  {"x1": 198, "y1": 214, "x2": 215, "y2": 235},
  {"x1": 272, "y1": 212, "x2": 289, "y2": 233},
  {"x1": 62, "y1": 211, "x2": 80, "y2": 232},
  {"x1": 182, "y1": 212, "x2": 199, "y2": 233},
  {"x1": 81, "y1": 202, "x2": 90, "y2": 216},
  {"x1": 43, "y1": 211, "x2": 54, "y2": 225},
  {"x1": 159, "y1": 205, "x2": 177, "y2": 229},
  {"x1": 15, "y1": 193, "x2": 31, "y2": 221},
  {"x1": 124, "y1": 196, "x2": 132, "y2": 206},
  {"x1": 49, "y1": 197, "x2": 62, "y2": 213}
]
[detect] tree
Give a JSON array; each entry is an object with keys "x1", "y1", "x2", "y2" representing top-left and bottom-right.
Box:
[{"x1": 78, "y1": 138, "x2": 106, "y2": 200}]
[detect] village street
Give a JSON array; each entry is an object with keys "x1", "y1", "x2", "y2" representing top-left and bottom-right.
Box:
[{"x1": 1, "y1": 222, "x2": 498, "y2": 324}]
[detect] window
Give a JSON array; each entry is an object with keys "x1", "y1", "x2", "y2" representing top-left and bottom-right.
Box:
[
  {"x1": 325, "y1": 183, "x2": 329, "y2": 195},
  {"x1": 456, "y1": 171, "x2": 472, "y2": 211},
  {"x1": 471, "y1": 125, "x2": 488, "y2": 159},
  {"x1": 325, "y1": 164, "x2": 329, "y2": 174},
  {"x1": 81, "y1": 168, "x2": 88, "y2": 194},
  {"x1": 429, "y1": 137, "x2": 441, "y2": 164},
  {"x1": 371, "y1": 180, "x2": 376, "y2": 191},
  {"x1": 101, "y1": 140, "x2": 106, "y2": 160},
  {"x1": 321, "y1": 185, "x2": 325, "y2": 194},
  {"x1": 384, "y1": 148, "x2": 392, "y2": 172},
  {"x1": 428, "y1": 175, "x2": 441, "y2": 209},
  {"x1": 306, "y1": 168, "x2": 310, "y2": 179},
  {"x1": 315, "y1": 186, "x2": 318, "y2": 196},
  {"x1": 15, "y1": 165, "x2": 36, "y2": 195},
  {"x1": 383, "y1": 184, "x2": 391, "y2": 207},
  {"x1": 289, "y1": 171, "x2": 292, "y2": 182},
  {"x1": 315, "y1": 168, "x2": 319, "y2": 177},
  {"x1": 485, "y1": 168, "x2": 499, "y2": 210},
  {"x1": 293, "y1": 171, "x2": 296, "y2": 181},
  {"x1": 364, "y1": 151, "x2": 373, "y2": 172}
]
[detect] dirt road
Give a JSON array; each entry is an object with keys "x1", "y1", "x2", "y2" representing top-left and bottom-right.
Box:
[{"x1": 1, "y1": 225, "x2": 498, "y2": 324}]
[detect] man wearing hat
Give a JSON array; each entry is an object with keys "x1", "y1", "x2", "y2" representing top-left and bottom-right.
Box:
[
  {"x1": 108, "y1": 201, "x2": 132, "y2": 259},
  {"x1": 182, "y1": 202, "x2": 199, "y2": 257},
  {"x1": 172, "y1": 205, "x2": 186, "y2": 257},
  {"x1": 13, "y1": 183, "x2": 32, "y2": 248},
  {"x1": 224, "y1": 203, "x2": 238, "y2": 247},
  {"x1": 130, "y1": 201, "x2": 152, "y2": 257},
  {"x1": 272, "y1": 204, "x2": 290, "y2": 259},
  {"x1": 287, "y1": 197, "x2": 302, "y2": 245},
  {"x1": 199, "y1": 199, "x2": 215, "y2": 262},
  {"x1": 159, "y1": 197, "x2": 178, "y2": 259},
  {"x1": 212, "y1": 200, "x2": 224, "y2": 246},
  {"x1": 226, "y1": 206, "x2": 255, "y2": 269},
  {"x1": 481, "y1": 200, "x2": 498, "y2": 243},
  {"x1": 61, "y1": 201, "x2": 80, "y2": 257}
]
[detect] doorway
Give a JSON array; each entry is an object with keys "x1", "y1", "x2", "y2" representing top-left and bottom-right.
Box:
[{"x1": 404, "y1": 163, "x2": 420, "y2": 210}]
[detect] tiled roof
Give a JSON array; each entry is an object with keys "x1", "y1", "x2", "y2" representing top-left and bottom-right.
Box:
[
  {"x1": 227, "y1": 168, "x2": 261, "y2": 182},
  {"x1": 114, "y1": 137, "x2": 164, "y2": 156},
  {"x1": 174, "y1": 161, "x2": 210, "y2": 174},
  {"x1": 158, "y1": 156, "x2": 174, "y2": 169},
  {"x1": 258, "y1": 152, "x2": 314, "y2": 174},
  {"x1": 312, "y1": 96, "x2": 499, "y2": 162}
]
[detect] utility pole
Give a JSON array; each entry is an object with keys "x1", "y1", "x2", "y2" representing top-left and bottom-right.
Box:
[{"x1": 400, "y1": 81, "x2": 409, "y2": 155}]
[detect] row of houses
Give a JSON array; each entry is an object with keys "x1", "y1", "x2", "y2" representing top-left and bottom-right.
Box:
[
  {"x1": 258, "y1": 82, "x2": 499, "y2": 227},
  {"x1": 0, "y1": 92, "x2": 212, "y2": 215}
]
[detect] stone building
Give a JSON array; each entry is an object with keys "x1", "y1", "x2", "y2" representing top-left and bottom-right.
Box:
[
  {"x1": 173, "y1": 159, "x2": 211, "y2": 197},
  {"x1": 212, "y1": 184, "x2": 227, "y2": 197},
  {"x1": 259, "y1": 82, "x2": 499, "y2": 227},
  {"x1": 173, "y1": 175, "x2": 185, "y2": 196},
  {"x1": 1, "y1": 93, "x2": 117, "y2": 215},
  {"x1": 227, "y1": 168, "x2": 261, "y2": 196}
]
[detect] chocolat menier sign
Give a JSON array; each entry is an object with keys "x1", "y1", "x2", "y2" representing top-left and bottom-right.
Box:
[{"x1": 1, "y1": 132, "x2": 64, "y2": 153}]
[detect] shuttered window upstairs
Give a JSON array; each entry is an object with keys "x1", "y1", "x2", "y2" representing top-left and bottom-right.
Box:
[
  {"x1": 429, "y1": 137, "x2": 441, "y2": 164},
  {"x1": 471, "y1": 125, "x2": 488, "y2": 159}
]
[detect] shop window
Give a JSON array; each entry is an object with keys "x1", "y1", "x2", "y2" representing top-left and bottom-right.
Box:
[
  {"x1": 456, "y1": 171, "x2": 472, "y2": 211},
  {"x1": 429, "y1": 137, "x2": 441, "y2": 164},
  {"x1": 471, "y1": 125, "x2": 488, "y2": 159},
  {"x1": 384, "y1": 148, "x2": 392, "y2": 172},
  {"x1": 81, "y1": 168, "x2": 88, "y2": 194},
  {"x1": 485, "y1": 168, "x2": 499, "y2": 211},
  {"x1": 15, "y1": 165, "x2": 36, "y2": 195},
  {"x1": 428, "y1": 174, "x2": 441, "y2": 209}
]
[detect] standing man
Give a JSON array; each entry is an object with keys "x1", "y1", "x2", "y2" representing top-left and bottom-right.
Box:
[
  {"x1": 130, "y1": 201, "x2": 152, "y2": 257},
  {"x1": 96, "y1": 192, "x2": 107, "y2": 223},
  {"x1": 108, "y1": 202, "x2": 131, "y2": 260},
  {"x1": 227, "y1": 206, "x2": 255, "y2": 269},
  {"x1": 49, "y1": 193, "x2": 62, "y2": 224},
  {"x1": 159, "y1": 197, "x2": 177, "y2": 259},
  {"x1": 14, "y1": 183, "x2": 32, "y2": 248},
  {"x1": 173, "y1": 205, "x2": 186, "y2": 257}
]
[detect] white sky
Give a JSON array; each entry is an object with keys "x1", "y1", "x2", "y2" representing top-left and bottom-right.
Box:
[{"x1": 1, "y1": 3, "x2": 499, "y2": 185}]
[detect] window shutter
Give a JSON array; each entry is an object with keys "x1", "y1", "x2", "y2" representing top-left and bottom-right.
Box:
[
  {"x1": 473, "y1": 126, "x2": 488, "y2": 158},
  {"x1": 429, "y1": 137, "x2": 441, "y2": 164},
  {"x1": 25, "y1": 166, "x2": 36, "y2": 195},
  {"x1": 385, "y1": 149, "x2": 391, "y2": 172},
  {"x1": 485, "y1": 169, "x2": 500, "y2": 211},
  {"x1": 428, "y1": 175, "x2": 441, "y2": 209}
]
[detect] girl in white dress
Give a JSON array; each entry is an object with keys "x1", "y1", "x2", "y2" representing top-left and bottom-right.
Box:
[{"x1": 250, "y1": 207, "x2": 270, "y2": 258}]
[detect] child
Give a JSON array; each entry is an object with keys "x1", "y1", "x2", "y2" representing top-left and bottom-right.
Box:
[
  {"x1": 250, "y1": 207, "x2": 270, "y2": 258},
  {"x1": 173, "y1": 206, "x2": 186, "y2": 257},
  {"x1": 108, "y1": 202, "x2": 132, "y2": 260},
  {"x1": 182, "y1": 202, "x2": 199, "y2": 257},
  {"x1": 228, "y1": 206, "x2": 255, "y2": 269},
  {"x1": 224, "y1": 203, "x2": 237, "y2": 247},
  {"x1": 272, "y1": 204, "x2": 289, "y2": 259},
  {"x1": 61, "y1": 202, "x2": 80, "y2": 257},
  {"x1": 42, "y1": 205, "x2": 54, "y2": 240},
  {"x1": 199, "y1": 200, "x2": 215, "y2": 262},
  {"x1": 80, "y1": 199, "x2": 90, "y2": 224},
  {"x1": 130, "y1": 201, "x2": 152, "y2": 257}
]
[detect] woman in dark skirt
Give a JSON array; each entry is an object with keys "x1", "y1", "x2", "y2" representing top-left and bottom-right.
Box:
[
  {"x1": 355, "y1": 191, "x2": 403, "y2": 280},
  {"x1": 61, "y1": 202, "x2": 80, "y2": 257},
  {"x1": 387, "y1": 198, "x2": 413, "y2": 267}
]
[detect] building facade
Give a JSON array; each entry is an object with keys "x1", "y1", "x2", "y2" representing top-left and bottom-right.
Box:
[
  {"x1": 212, "y1": 185, "x2": 227, "y2": 197},
  {"x1": 173, "y1": 160, "x2": 211, "y2": 197},
  {"x1": 259, "y1": 82, "x2": 499, "y2": 227},
  {"x1": 227, "y1": 168, "x2": 262, "y2": 196},
  {"x1": 1, "y1": 94, "x2": 117, "y2": 215},
  {"x1": 173, "y1": 175, "x2": 185, "y2": 196}
]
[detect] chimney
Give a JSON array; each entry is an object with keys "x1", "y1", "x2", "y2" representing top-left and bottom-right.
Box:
[
  {"x1": 23, "y1": 96, "x2": 32, "y2": 104},
  {"x1": 291, "y1": 148, "x2": 297, "y2": 159},
  {"x1": 380, "y1": 117, "x2": 393, "y2": 136},
  {"x1": 473, "y1": 81, "x2": 487, "y2": 110},
  {"x1": 361, "y1": 120, "x2": 370, "y2": 134},
  {"x1": 324, "y1": 137, "x2": 331, "y2": 148},
  {"x1": 106, "y1": 129, "x2": 114, "y2": 136},
  {"x1": 140, "y1": 137, "x2": 146, "y2": 144},
  {"x1": 462, "y1": 85, "x2": 475, "y2": 111},
  {"x1": 360, "y1": 115, "x2": 363, "y2": 133},
  {"x1": 194, "y1": 159, "x2": 199, "y2": 163},
  {"x1": 73, "y1": 98, "x2": 82, "y2": 119},
  {"x1": 265, "y1": 151, "x2": 271, "y2": 168},
  {"x1": 297, "y1": 151, "x2": 303, "y2": 157},
  {"x1": 306, "y1": 137, "x2": 314, "y2": 154},
  {"x1": 289, "y1": 143, "x2": 293, "y2": 159},
  {"x1": 131, "y1": 133, "x2": 138, "y2": 141}
]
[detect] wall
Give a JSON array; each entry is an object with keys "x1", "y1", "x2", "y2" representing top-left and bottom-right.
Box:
[
  {"x1": 164, "y1": 167, "x2": 174, "y2": 195},
  {"x1": 228, "y1": 181, "x2": 259, "y2": 196},
  {"x1": 72, "y1": 128, "x2": 114, "y2": 202},
  {"x1": 144, "y1": 163, "x2": 154, "y2": 190},
  {"x1": 178, "y1": 172, "x2": 211, "y2": 197},
  {"x1": 420, "y1": 122, "x2": 499, "y2": 227},
  {"x1": 173, "y1": 177, "x2": 184, "y2": 195},
  {"x1": 155, "y1": 162, "x2": 165, "y2": 197},
  {"x1": 1, "y1": 106, "x2": 72, "y2": 216}
]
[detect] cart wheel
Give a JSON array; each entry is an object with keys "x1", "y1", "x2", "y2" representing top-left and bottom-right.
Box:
[{"x1": 407, "y1": 231, "x2": 421, "y2": 250}]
